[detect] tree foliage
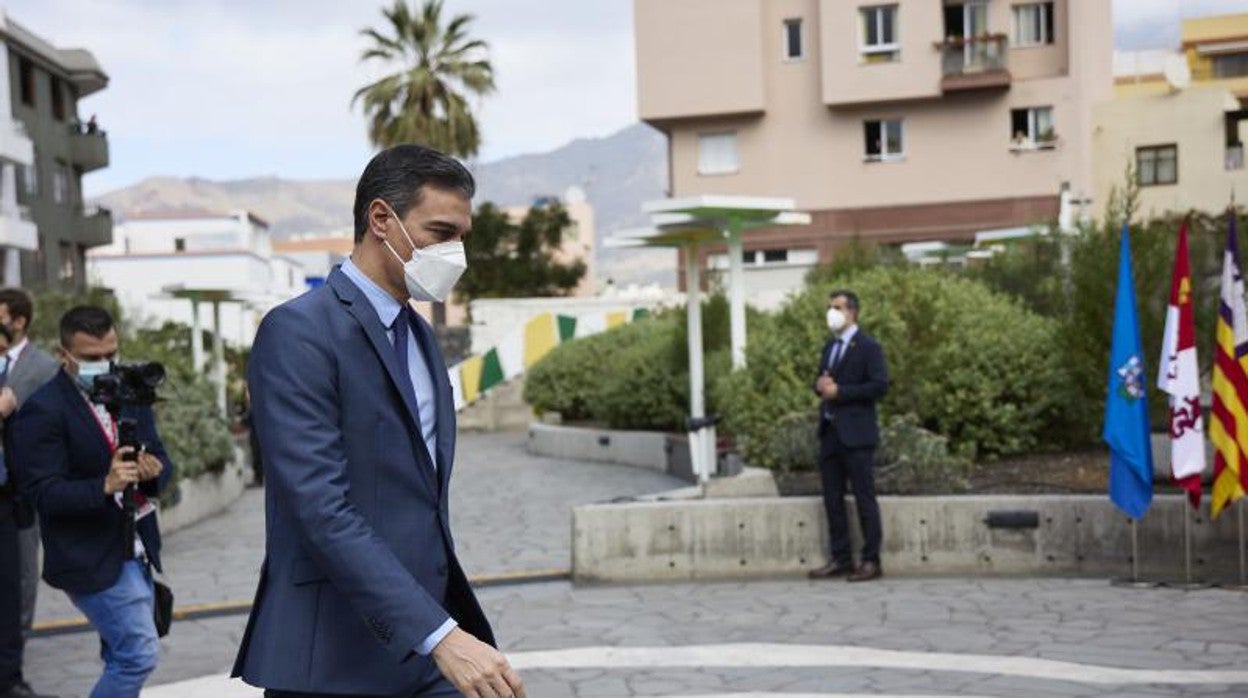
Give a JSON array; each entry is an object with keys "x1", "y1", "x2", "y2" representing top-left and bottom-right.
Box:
[
  {"x1": 455, "y1": 201, "x2": 587, "y2": 305},
  {"x1": 353, "y1": 0, "x2": 495, "y2": 156}
]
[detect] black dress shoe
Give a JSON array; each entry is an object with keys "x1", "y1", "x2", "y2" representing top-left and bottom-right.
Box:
[
  {"x1": 808, "y1": 561, "x2": 855, "y2": 579},
  {"x1": 0, "y1": 681, "x2": 59, "y2": 698},
  {"x1": 847, "y1": 560, "x2": 882, "y2": 582}
]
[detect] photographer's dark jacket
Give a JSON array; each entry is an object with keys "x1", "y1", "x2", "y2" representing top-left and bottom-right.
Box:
[{"x1": 7, "y1": 370, "x2": 173, "y2": 594}]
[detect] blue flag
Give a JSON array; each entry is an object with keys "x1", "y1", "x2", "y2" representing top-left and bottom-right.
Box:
[{"x1": 1103, "y1": 224, "x2": 1154, "y2": 519}]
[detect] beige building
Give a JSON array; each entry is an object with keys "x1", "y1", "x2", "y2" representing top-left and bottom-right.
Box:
[
  {"x1": 1101, "y1": 13, "x2": 1248, "y2": 218},
  {"x1": 634, "y1": 0, "x2": 1112, "y2": 281}
]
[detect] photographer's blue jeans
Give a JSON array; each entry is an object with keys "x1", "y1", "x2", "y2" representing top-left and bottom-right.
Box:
[{"x1": 68, "y1": 559, "x2": 160, "y2": 698}]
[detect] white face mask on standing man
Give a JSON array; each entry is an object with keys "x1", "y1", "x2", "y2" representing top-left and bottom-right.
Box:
[{"x1": 380, "y1": 203, "x2": 469, "y2": 303}]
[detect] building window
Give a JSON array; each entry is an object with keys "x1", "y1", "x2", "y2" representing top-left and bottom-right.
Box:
[
  {"x1": 20, "y1": 156, "x2": 38, "y2": 200},
  {"x1": 1012, "y1": 2, "x2": 1055, "y2": 47},
  {"x1": 51, "y1": 161, "x2": 69, "y2": 203},
  {"x1": 698, "y1": 132, "x2": 740, "y2": 175},
  {"x1": 1009, "y1": 106, "x2": 1056, "y2": 149},
  {"x1": 709, "y1": 248, "x2": 817, "y2": 270},
  {"x1": 1137, "y1": 144, "x2": 1177, "y2": 186},
  {"x1": 864, "y1": 119, "x2": 904, "y2": 161},
  {"x1": 50, "y1": 77, "x2": 66, "y2": 121},
  {"x1": 18, "y1": 57, "x2": 34, "y2": 108},
  {"x1": 58, "y1": 241, "x2": 75, "y2": 283},
  {"x1": 174, "y1": 238, "x2": 187, "y2": 253},
  {"x1": 783, "y1": 18, "x2": 804, "y2": 61},
  {"x1": 1213, "y1": 53, "x2": 1248, "y2": 79},
  {"x1": 860, "y1": 5, "x2": 899, "y2": 63}
]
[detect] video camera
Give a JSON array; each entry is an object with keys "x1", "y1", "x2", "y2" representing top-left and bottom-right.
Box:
[
  {"x1": 89, "y1": 361, "x2": 165, "y2": 560},
  {"x1": 89, "y1": 361, "x2": 166, "y2": 412}
]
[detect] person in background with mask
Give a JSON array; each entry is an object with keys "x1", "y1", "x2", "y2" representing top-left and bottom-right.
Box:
[
  {"x1": 0, "y1": 289, "x2": 63, "y2": 654},
  {"x1": 232, "y1": 145, "x2": 524, "y2": 698},
  {"x1": 809, "y1": 290, "x2": 890, "y2": 583},
  {"x1": 9, "y1": 306, "x2": 172, "y2": 698}
]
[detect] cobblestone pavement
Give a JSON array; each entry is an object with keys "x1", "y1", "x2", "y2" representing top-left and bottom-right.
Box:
[{"x1": 21, "y1": 433, "x2": 1248, "y2": 697}]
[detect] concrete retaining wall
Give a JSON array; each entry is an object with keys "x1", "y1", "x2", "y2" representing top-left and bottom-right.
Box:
[
  {"x1": 573, "y1": 494, "x2": 1242, "y2": 583},
  {"x1": 528, "y1": 423, "x2": 697, "y2": 481},
  {"x1": 159, "y1": 445, "x2": 249, "y2": 535}
]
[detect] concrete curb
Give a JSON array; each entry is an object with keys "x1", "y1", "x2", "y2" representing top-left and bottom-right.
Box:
[
  {"x1": 29, "y1": 568, "x2": 572, "y2": 638},
  {"x1": 573, "y1": 493, "x2": 1244, "y2": 583}
]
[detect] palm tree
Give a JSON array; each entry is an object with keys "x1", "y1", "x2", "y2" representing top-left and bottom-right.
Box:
[{"x1": 353, "y1": 0, "x2": 495, "y2": 157}]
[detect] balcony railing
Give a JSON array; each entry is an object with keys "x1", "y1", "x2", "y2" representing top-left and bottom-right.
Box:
[
  {"x1": 937, "y1": 34, "x2": 1011, "y2": 91},
  {"x1": 68, "y1": 120, "x2": 109, "y2": 171},
  {"x1": 75, "y1": 204, "x2": 114, "y2": 247}
]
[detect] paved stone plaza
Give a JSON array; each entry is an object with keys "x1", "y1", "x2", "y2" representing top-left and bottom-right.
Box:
[{"x1": 21, "y1": 434, "x2": 1248, "y2": 697}]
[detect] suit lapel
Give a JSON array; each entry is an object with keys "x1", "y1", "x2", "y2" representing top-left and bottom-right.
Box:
[
  {"x1": 58, "y1": 373, "x2": 112, "y2": 459},
  {"x1": 408, "y1": 311, "x2": 456, "y2": 495},
  {"x1": 328, "y1": 271, "x2": 439, "y2": 494},
  {"x1": 832, "y1": 335, "x2": 861, "y2": 379}
]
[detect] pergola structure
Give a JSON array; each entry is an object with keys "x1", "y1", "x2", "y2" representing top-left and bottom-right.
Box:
[
  {"x1": 160, "y1": 285, "x2": 265, "y2": 416},
  {"x1": 608, "y1": 196, "x2": 811, "y2": 481}
]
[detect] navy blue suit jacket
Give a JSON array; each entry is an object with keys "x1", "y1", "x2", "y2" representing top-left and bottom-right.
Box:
[
  {"x1": 814, "y1": 330, "x2": 890, "y2": 448},
  {"x1": 232, "y1": 269, "x2": 493, "y2": 695},
  {"x1": 8, "y1": 370, "x2": 173, "y2": 593}
]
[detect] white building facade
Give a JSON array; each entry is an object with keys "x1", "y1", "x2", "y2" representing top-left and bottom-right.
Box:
[{"x1": 87, "y1": 210, "x2": 307, "y2": 347}]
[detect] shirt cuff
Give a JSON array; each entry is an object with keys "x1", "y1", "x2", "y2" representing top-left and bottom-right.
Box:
[{"x1": 415, "y1": 618, "x2": 458, "y2": 656}]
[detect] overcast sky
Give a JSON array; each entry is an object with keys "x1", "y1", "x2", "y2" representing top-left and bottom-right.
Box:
[{"x1": 6, "y1": 0, "x2": 1247, "y2": 196}]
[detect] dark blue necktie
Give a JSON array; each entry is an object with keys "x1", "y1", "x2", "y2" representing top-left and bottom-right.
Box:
[
  {"x1": 828, "y1": 339, "x2": 844, "y2": 372},
  {"x1": 391, "y1": 306, "x2": 412, "y2": 388}
]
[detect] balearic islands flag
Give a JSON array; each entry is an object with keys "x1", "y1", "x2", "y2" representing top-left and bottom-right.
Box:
[
  {"x1": 1157, "y1": 221, "x2": 1206, "y2": 508},
  {"x1": 1211, "y1": 213, "x2": 1248, "y2": 518}
]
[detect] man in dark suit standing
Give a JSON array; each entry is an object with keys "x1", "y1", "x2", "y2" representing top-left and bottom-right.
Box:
[
  {"x1": 10, "y1": 306, "x2": 173, "y2": 697},
  {"x1": 0, "y1": 289, "x2": 62, "y2": 642},
  {"x1": 809, "y1": 290, "x2": 889, "y2": 583},
  {"x1": 232, "y1": 145, "x2": 524, "y2": 697}
]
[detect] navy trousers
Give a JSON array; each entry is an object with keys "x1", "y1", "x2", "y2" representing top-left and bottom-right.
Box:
[
  {"x1": 0, "y1": 493, "x2": 24, "y2": 693},
  {"x1": 818, "y1": 429, "x2": 883, "y2": 565}
]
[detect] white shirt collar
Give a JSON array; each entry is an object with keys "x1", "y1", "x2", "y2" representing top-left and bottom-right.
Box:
[
  {"x1": 7, "y1": 337, "x2": 28, "y2": 363},
  {"x1": 836, "y1": 324, "x2": 859, "y2": 344}
]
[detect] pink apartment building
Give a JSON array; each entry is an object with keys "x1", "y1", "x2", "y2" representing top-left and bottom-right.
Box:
[{"x1": 634, "y1": 0, "x2": 1112, "y2": 290}]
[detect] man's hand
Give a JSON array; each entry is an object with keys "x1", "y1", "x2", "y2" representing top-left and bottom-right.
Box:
[
  {"x1": 104, "y1": 447, "x2": 140, "y2": 495},
  {"x1": 432, "y1": 627, "x2": 525, "y2": 698},
  {"x1": 817, "y1": 375, "x2": 838, "y2": 400},
  {"x1": 0, "y1": 387, "x2": 16, "y2": 419},
  {"x1": 136, "y1": 450, "x2": 164, "y2": 482}
]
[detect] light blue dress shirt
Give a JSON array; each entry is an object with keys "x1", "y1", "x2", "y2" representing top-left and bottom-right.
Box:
[{"x1": 339, "y1": 259, "x2": 456, "y2": 655}]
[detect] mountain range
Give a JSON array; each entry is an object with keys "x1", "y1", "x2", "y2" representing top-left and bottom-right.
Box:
[{"x1": 93, "y1": 123, "x2": 674, "y2": 285}]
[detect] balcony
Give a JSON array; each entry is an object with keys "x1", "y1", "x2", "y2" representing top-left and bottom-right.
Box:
[
  {"x1": 69, "y1": 122, "x2": 109, "y2": 172},
  {"x1": 0, "y1": 205, "x2": 37, "y2": 251},
  {"x1": 938, "y1": 34, "x2": 1011, "y2": 92},
  {"x1": 77, "y1": 205, "x2": 114, "y2": 247}
]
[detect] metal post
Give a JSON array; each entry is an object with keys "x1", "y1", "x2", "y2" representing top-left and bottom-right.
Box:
[
  {"x1": 190, "y1": 295, "x2": 204, "y2": 373},
  {"x1": 726, "y1": 230, "x2": 747, "y2": 370},
  {"x1": 685, "y1": 244, "x2": 707, "y2": 482},
  {"x1": 212, "y1": 301, "x2": 227, "y2": 417},
  {"x1": 1184, "y1": 503, "x2": 1192, "y2": 585},
  {"x1": 1131, "y1": 518, "x2": 1139, "y2": 583},
  {"x1": 1240, "y1": 502, "x2": 1246, "y2": 587}
]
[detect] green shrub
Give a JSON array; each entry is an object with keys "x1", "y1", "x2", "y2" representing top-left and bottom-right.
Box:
[
  {"x1": 716, "y1": 266, "x2": 1074, "y2": 464},
  {"x1": 523, "y1": 319, "x2": 652, "y2": 422},
  {"x1": 589, "y1": 320, "x2": 689, "y2": 431},
  {"x1": 876, "y1": 413, "x2": 972, "y2": 495}
]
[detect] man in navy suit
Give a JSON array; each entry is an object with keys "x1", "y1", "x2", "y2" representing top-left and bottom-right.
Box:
[
  {"x1": 233, "y1": 145, "x2": 524, "y2": 697},
  {"x1": 9, "y1": 306, "x2": 173, "y2": 697},
  {"x1": 809, "y1": 290, "x2": 889, "y2": 583}
]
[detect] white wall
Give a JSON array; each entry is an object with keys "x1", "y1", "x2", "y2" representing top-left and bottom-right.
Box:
[{"x1": 469, "y1": 296, "x2": 675, "y2": 354}]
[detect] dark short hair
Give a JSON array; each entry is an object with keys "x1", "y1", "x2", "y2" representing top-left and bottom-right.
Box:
[
  {"x1": 0, "y1": 288, "x2": 33, "y2": 327},
  {"x1": 829, "y1": 289, "x2": 860, "y2": 313},
  {"x1": 352, "y1": 145, "x2": 476, "y2": 243},
  {"x1": 59, "y1": 306, "x2": 115, "y2": 348}
]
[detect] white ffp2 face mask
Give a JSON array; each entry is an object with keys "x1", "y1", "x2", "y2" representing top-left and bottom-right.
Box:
[
  {"x1": 826, "y1": 308, "x2": 847, "y2": 333},
  {"x1": 381, "y1": 206, "x2": 468, "y2": 303}
]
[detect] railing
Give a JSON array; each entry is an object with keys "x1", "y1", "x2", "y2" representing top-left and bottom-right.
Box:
[
  {"x1": 937, "y1": 33, "x2": 1008, "y2": 77},
  {"x1": 69, "y1": 119, "x2": 106, "y2": 137}
]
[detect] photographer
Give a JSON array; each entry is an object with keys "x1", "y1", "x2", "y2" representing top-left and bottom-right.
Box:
[{"x1": 9, "y1": 306, "x2": 172, "y2": 698}]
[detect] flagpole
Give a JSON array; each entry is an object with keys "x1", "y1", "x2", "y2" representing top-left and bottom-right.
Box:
[
  {"x1": 1184, "y1": 501, "x2": 1193, "y2": 585},
  {"x1": 1132, "y1": 518, "x2": 1140, "y2": 583}
]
